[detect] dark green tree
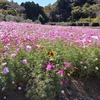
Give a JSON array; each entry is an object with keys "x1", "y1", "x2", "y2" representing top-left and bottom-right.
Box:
[
  {"x1": 48, "y1": 0, "x2": 72, "y2": 22},
  {"x1": 21, "y1": 1, "x2": 48, "y2": 22},
  {"x1": 71, "y1": 6, "x2": 83, "y2": 21}
]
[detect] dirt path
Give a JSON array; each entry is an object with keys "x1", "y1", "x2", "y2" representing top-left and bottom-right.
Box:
[{"x1": 61, "y1": 77, "x2": 100, "y2": 100}]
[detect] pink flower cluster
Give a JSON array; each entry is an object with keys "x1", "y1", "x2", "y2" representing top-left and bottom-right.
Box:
[{"x1": 0, "y1": 22, "x2": 100, "y2": 56}]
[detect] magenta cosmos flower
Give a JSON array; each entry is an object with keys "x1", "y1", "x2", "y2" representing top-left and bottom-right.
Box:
[
  {"x1": 58, "y1": 70, "x2": 66, "y2": 76},
  {"x1": 61, "y1": 80, "x2": 66, "y2": 85},
  {"x1": 64, "y1": 62, "x2": 71, "y2": 68},
  {"x1": 0, "y1": 50, "x2": 2, "y2": 54},
  {"x1": 3, "y1": 67, "x2": 9, "y2": 74}
]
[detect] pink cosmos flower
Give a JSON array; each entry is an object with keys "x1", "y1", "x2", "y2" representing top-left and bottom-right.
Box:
[
  {"x1": 3, "y1": 38, "x2": 10, "y2": 43},
  {"x1": 22, "y1": 59, "x2": 27, "y2": 64},
  {"x1": 25, "y1": 45, "x2": 32, "y2": 51},
  {"x1": 10, "y1": 53, "x2": 16, "y2": 59},
  {"x1": 16, "y1": 48, "x2": 20, "y2": 54},
  {"x1": 74, "y1": 66, "x2": 78, "y2": 70},
  {"x1": 80, "y1": 61, "x2": 83, "y2": 64},
  {"x1": 46, "y1": 63, "x2": 55, "y2": 71},
  {"x1": 84, "y1": 66, "x2": 87, "y2": 69},
  {"x1": 64, "y1": 62, "x2": 71, "y2": 68},
  {"x1": 3, "y1": 67, "x2": 9, "y2": 74},
  {"x1": 58, "y1": 70, "x2": 66, "y2": 76},
  {"x1": 61, "y1": 80, "x2": 66, "y2": 85},
  {"x1": 4, "y1": 46, "x2": 9, "y2": 51}
]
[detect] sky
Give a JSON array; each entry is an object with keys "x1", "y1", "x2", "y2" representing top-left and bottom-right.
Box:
[{"x1": 8, "y1": 0, "x2": 57, "y2": 7}]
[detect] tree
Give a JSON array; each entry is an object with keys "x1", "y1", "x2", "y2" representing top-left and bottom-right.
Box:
[
  {"x1": 47, "y1": 0, "x2": 72, "y2": 22},
  {"x1": 0, "y1": 0, "x2": 10, "y2": 9},
  {"x1": 71, "y1": 6, "x2": 83, "y2": 21},
  {"x1": 21, "y1": 1, "x2": 48, "y2": 22}
]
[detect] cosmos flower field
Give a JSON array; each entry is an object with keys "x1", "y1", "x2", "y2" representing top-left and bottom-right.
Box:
[{"x1": 0, "y1": 22, "x2": 100, "y2": 100}]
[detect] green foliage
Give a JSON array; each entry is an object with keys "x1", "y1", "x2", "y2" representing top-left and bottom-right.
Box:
[
  {"x1": 1, "y1": 40, "x2": 100, "y2": 99},
  {"x1": 43, "y1": 0, "x2": 100, "y2": 22},
  {"x1": 69, "y1": 3, "x2": 100, "y2": 21},
  {"x1": 79, "y1": 17, "x2": 100, "y2": 25}
]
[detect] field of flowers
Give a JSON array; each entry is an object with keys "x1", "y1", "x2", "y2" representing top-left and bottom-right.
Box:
[{"x1": 0, "y1": 22, "x2": 100, "y2": 100}]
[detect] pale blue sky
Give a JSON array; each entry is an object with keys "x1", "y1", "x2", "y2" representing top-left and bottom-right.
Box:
[{"x1": 8, "y1": 0, "x2": 57, "y2": 6}]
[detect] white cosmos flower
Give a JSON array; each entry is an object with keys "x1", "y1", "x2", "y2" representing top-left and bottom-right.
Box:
[
  {"x1": 2, "y1": 87, "x2": 5, "y2": 91},
  {"x1": 4, "y1": 96, "x2": 6, "y2": 99},
  {"x1": 95, "y1": 67, "x2": 99, "y2": 70},
  {"x1": 18, "y1": 86, "x2": 22, "y2": 90},
  {"x1": 91, "y1": 36, "x2": 99, "y2": 40},
  {"x1": 61, "y1": 90, "x2": 64, "y2": 94},
  {"x1": 12, "y1": 81, "x2": 15, "y2": 84}
]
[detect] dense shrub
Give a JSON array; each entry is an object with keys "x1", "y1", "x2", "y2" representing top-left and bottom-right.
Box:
[
  {"x1": 5, "y1": 14, "x2": 16, "y2": 21},
  {"x1": 0, "y1": 13, "x2": 4, "y2": 21},
  {"x1": 34, "y1": 19, "x2": 41, "y2": 24},
  {"x1": 2, "y1": 8, "x2": 17, "y2": 16},
  {"x1": 15, "y1": 14, "x2": 25, "y2": 22},
  {"x1": 23, "y1": 19, "x2": 33, "y2": 23}
]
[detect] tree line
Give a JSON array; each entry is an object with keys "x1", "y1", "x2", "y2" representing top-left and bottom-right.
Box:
[{"x1": 0, "y1": 0, "x2": 100, "y2": 24}]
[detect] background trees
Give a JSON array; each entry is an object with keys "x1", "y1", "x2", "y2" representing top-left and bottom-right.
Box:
[{"x1": 0, "y1": 0, "x2": 100, "y2": 23}]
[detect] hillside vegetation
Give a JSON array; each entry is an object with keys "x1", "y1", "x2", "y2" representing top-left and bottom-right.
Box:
[{"x1": 0, "y1": 0, "x2": 100, "y2": 25}]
